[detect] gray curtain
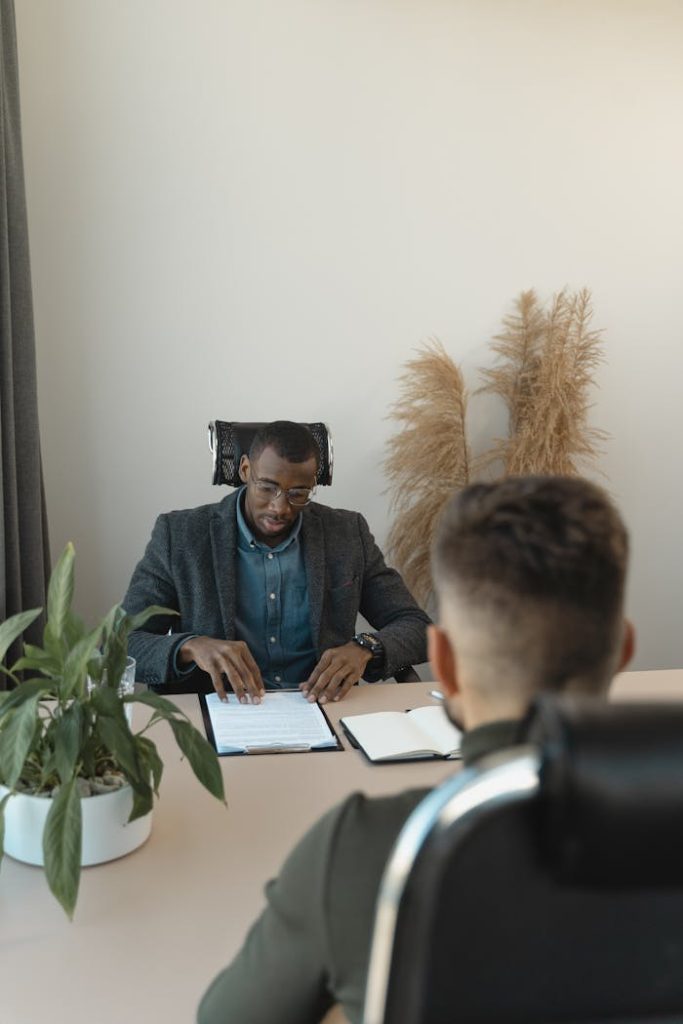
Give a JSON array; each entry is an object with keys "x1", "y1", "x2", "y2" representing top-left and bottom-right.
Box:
[{"x1": 0, "y1": 0, "x2": 50, "y2": 673}]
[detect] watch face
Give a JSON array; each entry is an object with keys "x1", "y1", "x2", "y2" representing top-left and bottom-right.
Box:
[{"x1": 355, "y1": 632, "x2": 381, "y2": 653}]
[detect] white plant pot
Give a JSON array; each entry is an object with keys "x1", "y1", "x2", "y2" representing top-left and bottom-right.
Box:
[{"x1": 0, "y1": 783, "x2": 152, "y2": 867}]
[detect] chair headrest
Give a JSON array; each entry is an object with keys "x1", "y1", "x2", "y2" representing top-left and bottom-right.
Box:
[
  {"x1": 208, "y1": 421, "x2": 333, "y2": 487},
  {"x1": 526, "y1": 695, "x2": 683, "y2": 887}
]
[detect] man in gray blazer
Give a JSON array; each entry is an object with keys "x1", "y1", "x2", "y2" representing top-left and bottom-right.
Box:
[{"x1": 123, "y1": 421, "x2": 429, "y2": 704}]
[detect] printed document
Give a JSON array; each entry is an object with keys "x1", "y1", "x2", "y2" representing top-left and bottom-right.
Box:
[{"x1": 203, "y1": 690, "x2": 339, "y2": 754}]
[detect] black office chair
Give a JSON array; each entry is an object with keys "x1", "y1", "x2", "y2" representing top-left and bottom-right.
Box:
[
  {"x1": 208, "y1": 420, "x2": 334, "y2": 487},
  {"x1": 363, "y1": 696, "x2": 683, "y2": 1024}
]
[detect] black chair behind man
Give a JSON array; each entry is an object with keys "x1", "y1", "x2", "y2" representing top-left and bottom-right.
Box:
[
  {"x1": 208, "y1": 420, "x2": 334, "y2": 486},
  {"x1": 363, "y1": 697, "x2": 683, "y2": 1024}
]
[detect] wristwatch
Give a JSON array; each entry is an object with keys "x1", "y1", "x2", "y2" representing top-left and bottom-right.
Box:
[{"x1": 351, "y1": 632, "x2": 385, "y2": 675}]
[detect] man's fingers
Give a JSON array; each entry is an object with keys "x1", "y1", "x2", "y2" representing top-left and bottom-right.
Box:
[
  {"x1": 215, "y1": 645, "x2": 262, "y2": 703},
  {"x1": 306, "y1": 643, "x2": 370, "y2": 702},
  {"x1": 224, "y1": 642, "x2": 263, "y2": 699},
  {"x1": 208, "y1": 666, "x2": 228, "y2": 702},
  {"x1": 229, "y1": 650, "x2": 263, "y2": 702},
  {"x1": 189, "y1": 637, "x2": 265, "y2": 701},
  {"x1": 301, "y1": 653, "x2": 330, "y2": 695},
  {"x1": 319, "y1": 668, "x2": 357, "y2": 704},
  {"x1": 223, "y1": 662, "x2": 252, "y2": 704},
  {"x1": 305, "y1": 661, "x2": 335, "y2": 701},
  {"x1": 331, "y1": 674, "x2": 357, "y2": 702},
  {"x1": 241, "y1": 647, "x2": 265, "y2": 696},
  {"x1": 307, "y1": 658, "x2": 352, "y2": 703}
]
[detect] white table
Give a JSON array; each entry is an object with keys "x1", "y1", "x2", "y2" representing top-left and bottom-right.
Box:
[{"x1": 0, "y1": 670, "x2": 681, "y2": 1024}]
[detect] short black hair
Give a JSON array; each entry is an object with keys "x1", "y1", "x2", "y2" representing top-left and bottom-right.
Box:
[
  {"x1": 432, "y1": 475, "x2": 629, "y2": 689},
  {"x1": 249, "y1": 421, "x2": 320, "y2": 468}
]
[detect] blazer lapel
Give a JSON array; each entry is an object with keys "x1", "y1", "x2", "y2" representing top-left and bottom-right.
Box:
[
  {"x1": 210, "y1": 492, "x2": 238, "y2": 640},
  {"x1": 302, "y1": 507, "x2": 324, "y2": 648}
]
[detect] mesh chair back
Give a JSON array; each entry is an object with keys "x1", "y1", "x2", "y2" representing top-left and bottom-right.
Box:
[
  {"x1": 364, "y1": 698, "x2": 683, "y2": 1024},
  {"x1": 208, "y1": 420, "x2": 333, "y2": 486}
]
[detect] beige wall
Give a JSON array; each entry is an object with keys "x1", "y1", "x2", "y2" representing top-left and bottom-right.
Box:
[{"x1": 15, "y1": 0, "x2": 683, "y2": 670}]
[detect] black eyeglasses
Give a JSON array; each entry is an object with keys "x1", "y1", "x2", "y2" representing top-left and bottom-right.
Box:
[{"x1": 249, "y1": 472, "x2": 316, "y2": 507}]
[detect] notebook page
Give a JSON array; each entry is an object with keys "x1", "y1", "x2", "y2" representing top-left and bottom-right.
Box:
[
  {"x1": 341, "y1": 711, "x2": 439, "y2": 760},
  {"x1": 408, "y1": 706, "x2": 462, "y2": 755},
  {"x1": 204, "y1": 691, "x2": 337, "y2": 753}
]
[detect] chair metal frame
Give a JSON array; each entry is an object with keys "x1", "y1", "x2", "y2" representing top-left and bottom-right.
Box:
[{"x1": 362, "y1": 746, "x2": 541, "y2": 1024}]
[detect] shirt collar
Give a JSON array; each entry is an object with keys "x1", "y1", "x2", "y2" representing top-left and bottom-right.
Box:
[
  {"x1": 460, "y1": 718, "x2": 523, "y2": 765},
  {"x1": 235, "y1": 485, "x2": 303, "y2": 553}
]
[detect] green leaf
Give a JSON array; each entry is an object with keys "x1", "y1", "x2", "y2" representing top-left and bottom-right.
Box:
[
  {"x1": 99, "y1": 606, "x2": 129, "y2": 691},
  {"x1": 46, "y1": 543, "x2": 76, "y2": 640},
  {"x1": 43, "y1": 778, "x2": 82, "y2": 919},
  {"x1": 43, "y1": 620, "x2": 64, "y2": 665},
  {"x1": 126, "y1": 605, "x2": 178, "y2": 631},
  {"x1": 97, "y1": 603, "x2": 121, "y2": 646},
  {"x1": 0, "y1": 678, "x2": 54, "y2": 718},
  {"x1": 86, "y1": 653, "x2": 104, "y2": 685},
  {"x1": 9, "y1": 643, "x2": 61, "y2": 677},
  {"x1": 97, "y1": 716, "x2": 149, "y2": 797},
  {"x1": 135, "y1": 735, "x2": 164, "y2": 794},
  {"x1": 53, "y1": 704, "x2": 83, "y2": 784},
  {"x1": 0, "y1": 791, "x2": 12, "y2": 871},
  {"x1": 102, "y1": 635, "x2": 128, "y2": 691},
  {"x1": 61, "y1": 625, "x2": 103, "y2": 700},
  {"x1": 130, "y1": 690, "x2": 189, "y2": 719},
  {"x1": 91, "y1": 688, "x2": 148, "y2": 796},
  {"x1": 168, "y1": 717, "x2": 225, "y2": 803},
  {"x1": 0, "y1": 608, "x2": 42, "y2": 666},
  {"x1": 63, "y1": 610, "x2": 87, "y2": 648},
  {"x1": 0, "y1": 695, "x2": 41, "y2": 788},
  {"x1": 129, "y1": 786, "x2": 154, "y2": 823},
  {"x1": 89, "y1": 681, "x2": 125, "y2": 717}
]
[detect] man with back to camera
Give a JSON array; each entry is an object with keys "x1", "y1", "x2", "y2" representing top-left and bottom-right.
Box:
[
  {"x1": 196, "y1": 474, "x2": 635, "y2": 1024},
  {"x1": 123, "y1": 420, "x2": 430, "y2": 704}
]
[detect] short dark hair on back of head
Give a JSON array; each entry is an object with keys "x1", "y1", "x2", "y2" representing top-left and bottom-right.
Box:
[
  {"x1": 432, "y1": 476, "x2": 629, "y2": 690},
  {"x1": 249, "y1": 421, "x2": 320, "y2": 468}
]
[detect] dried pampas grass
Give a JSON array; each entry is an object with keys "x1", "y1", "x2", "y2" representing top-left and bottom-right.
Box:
[
  {"x1": 384, "y1": 341, "x2": 469, "y2": 605},
  {"x1": 479, "y1": 288, "x2": 607, "y2": 476},
  {"x1": 384, "y1": 289, "x2": 607, "y2": 606}
]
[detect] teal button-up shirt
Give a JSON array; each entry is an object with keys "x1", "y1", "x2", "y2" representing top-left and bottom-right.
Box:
[{"x1": 235, "y1": 487, "x2": 317, "y2": 688}]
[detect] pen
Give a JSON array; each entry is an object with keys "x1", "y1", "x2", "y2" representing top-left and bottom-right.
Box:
[{"x1": 429, "y1": 689, "x2": 445, "y2": 702}]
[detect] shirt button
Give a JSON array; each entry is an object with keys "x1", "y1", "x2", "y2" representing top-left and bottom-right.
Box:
[
  {"x1": 267, "y1": 553, "x2": 274, "y2": 560},
  {"x1": 269, "y1": 593, "x2": 276, "y2": 600},
  {"x1": 275, "y1": 675, "x2": 281, "y2": 683},
  {"x1": 270, "y1": 636, "x2": 276, "y2": 644}
]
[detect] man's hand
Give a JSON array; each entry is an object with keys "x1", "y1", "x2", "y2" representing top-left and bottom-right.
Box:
[
  {"x1": 179, "y1": 636, "x2": 265, "y2": 703},
  {"x1": 300, "y1": 642, "x2": 372, "y2": 705}
]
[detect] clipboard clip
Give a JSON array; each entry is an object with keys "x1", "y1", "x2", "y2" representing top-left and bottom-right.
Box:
[{"x1": 244, "y1": 743, "x2": 312, "y2": 754}]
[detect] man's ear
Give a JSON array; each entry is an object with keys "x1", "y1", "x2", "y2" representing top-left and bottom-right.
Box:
[
  {"x1": 617, "y1": 618, "x2": 635, "y2": 672},
  {"x1": 238, "y1": 454, "x2": 250, "y2": 484},
  {"x1": 428, "y1": 624, "x2": 459, "y2": 696}
]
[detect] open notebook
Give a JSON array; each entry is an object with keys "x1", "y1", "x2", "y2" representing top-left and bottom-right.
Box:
[{"x1": 341, "y1": 705, "x2": 462, "y2": 762}]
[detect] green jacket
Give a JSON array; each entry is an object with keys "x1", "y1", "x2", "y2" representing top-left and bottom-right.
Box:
[{"x1": 198, "y1": 719, "x2": 520, "y2": 1024}]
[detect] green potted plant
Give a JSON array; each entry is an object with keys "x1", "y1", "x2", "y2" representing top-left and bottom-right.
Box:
[{"x1": 0, "y1": 542, "x2": 225, "y2": 918}]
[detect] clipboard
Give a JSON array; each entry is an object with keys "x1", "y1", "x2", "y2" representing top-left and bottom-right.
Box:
[{"x1": 199, "y1": 690, "x2": 343, "y2": 756}]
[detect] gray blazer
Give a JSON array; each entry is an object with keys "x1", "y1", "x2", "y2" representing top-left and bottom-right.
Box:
[{"x1": 123, "y1": 491, "x2": 430, "y2": 689}]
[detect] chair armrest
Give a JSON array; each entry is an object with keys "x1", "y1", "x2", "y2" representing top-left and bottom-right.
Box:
[{"x1": 393, "y1": 666, "x2": 420, "y2": 683}]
